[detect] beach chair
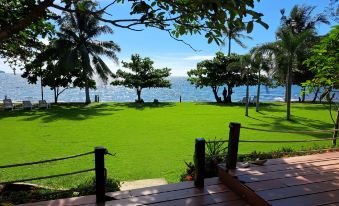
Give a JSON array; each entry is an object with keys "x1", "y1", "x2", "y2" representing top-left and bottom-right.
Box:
[
  {"x1": 3, "y1": 99, "x2": 14, "y2": 110},
  {"x1": 251, "y1": 96, "x2": 257, "y2": 104},
  {"x1": 241, "y1": 97, "x2": 247, "y2": 104},
  {"x1": 22, "y1": 101, "x2": 33, "y2": 110},
  {"x1": 38, "y1": 100, "x2": 50, "y2": 109}
]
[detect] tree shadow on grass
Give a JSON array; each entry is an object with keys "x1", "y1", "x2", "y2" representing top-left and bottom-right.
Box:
[
  {"x1": 0, "y1": 103, "x2": 124, "y2": 123},
  {"x1": 245, "y1": 114, "x2": 334, "y2": 139},
  {"x1": 113, "y1": 102, "x2": 175, "y2": 110}
]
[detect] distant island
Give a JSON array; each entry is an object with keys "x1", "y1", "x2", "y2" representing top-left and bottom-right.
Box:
[{"x1": 0, "y1": 70, "x2": 5, "y2": 73}]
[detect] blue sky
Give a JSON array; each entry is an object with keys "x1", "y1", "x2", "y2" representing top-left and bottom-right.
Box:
[{"x1": 0, "y1": 0, "x2": 336, "y2": 76}]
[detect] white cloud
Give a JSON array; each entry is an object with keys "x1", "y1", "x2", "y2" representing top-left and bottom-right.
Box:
[
  {"x1": 183, "y1": 55, "x2": 214, "y2": 61},
  {"x1": 0, "y1": 59, "x2": 13, "y2": 73}
]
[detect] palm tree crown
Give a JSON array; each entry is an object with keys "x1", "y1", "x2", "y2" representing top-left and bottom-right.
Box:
[{"x1": 56, "y1": 1, "x2": 121, "y2": 103}]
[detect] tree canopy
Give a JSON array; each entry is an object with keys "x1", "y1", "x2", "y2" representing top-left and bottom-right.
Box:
[
  {"x1": 0, "y1": 0, "x2": 269, "y2": 66},
  {"x1": 187, "y1": 52, "x2": 257, "y2": 103},
  {"x1": 303, "y1": 25, "x2": 339, "y2": 96},
  {"x1": 111, "y1": 54, "x2": 171, "y2": 102}
]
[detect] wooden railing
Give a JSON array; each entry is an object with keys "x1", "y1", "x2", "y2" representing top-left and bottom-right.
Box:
[
  {"x1": 194, "y1": 110, "x2": 339, "y2": 187},
  {"x1": 0, "y1": 146, "x2": 113, "y2": 203}
]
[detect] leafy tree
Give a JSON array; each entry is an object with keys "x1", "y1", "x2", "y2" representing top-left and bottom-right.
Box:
[
  {"x1": 0, "y1": 0, "x2": 54, "y2": 71},
  {"x1": 22, "y1": 40, "x2": 82, "y2": 103},
  {"x1": 188, "y1": 52, "x2": 253, "y2": 103},
  {"x1": 111, "y1": 54, "x2": 171, "y2": 103},
  {"x1": 0, "y1": 0, "x2": 268, "y2": 59},
  {"x1": 55, "y1": 1, "x2": 121, "y2": 103},
  {"x1": 303, "y1": 25, "x2": 339, "y2": 124}
]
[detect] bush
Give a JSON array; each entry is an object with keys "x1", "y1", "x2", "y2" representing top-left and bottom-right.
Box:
[
  {"x1": 180, "y1": 138, "x2": 227, "y2": 181},
  {"x1": 0, "y1": 177, "x2": 120, "y2": 205},
  {"x1": 74, "y1": 177, "x2": 120, "y2": 196}
]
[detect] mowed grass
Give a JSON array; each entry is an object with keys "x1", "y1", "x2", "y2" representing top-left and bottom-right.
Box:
[{"x1": 0, "y1": 102, "x2": 337, "y2": 189}]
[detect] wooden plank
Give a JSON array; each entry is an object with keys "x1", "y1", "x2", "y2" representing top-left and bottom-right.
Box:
[
  {"x1": 218, "y1": 167, "x2": 270, "y2": 206},
  {"x1": 234, "y1": 158, "x2": 339, "y2": 176},
  {"x1": 130, "y1": 177, "x2": 221, "y2": 197},
  {"x1": 257, "y1": 180, "x2": 339, "y2": 201},
  {"x1": 246, "y1": 152, "x2": 339, "y2": 167},
  {"x1": 237, "y1": 165, "x2": 339, "y2": 183},
  {"x1": 207, "y1": 199, "x2": 250, "y2": 206},
  {"x1": 104, "y1": 184, "x2": 230, "y2": 206},
  {"x1": 17, "y1": 195, "x2": 96, "y2": 206},
  {"x1": 148, "y1": 191, "x2": 241, "y2": 206},
  {"x1": 269, "y1": 190, "x2": 339, "y2": 206},
  {"x1": 246, "y1": 170, "x2": 339, "y2": 191}
]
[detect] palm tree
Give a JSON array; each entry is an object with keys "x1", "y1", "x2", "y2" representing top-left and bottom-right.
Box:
[
  {"x1": 250, "y1": 47, "x2": 270, "y2": 112},
  {"x1": 280, "y1": 5, "x2": 329, "y2": 35},
  {"x1": 238, "y1": 54, "x2": 252, "y2": 116},
  {"x1": 257, "y1": 28, "x2": 312, "y2": 120},
  {"x1": 56, "y1": 1, "x2": 121, "y2": 103},
  {"x1": 222, "y1": 23, "x2": 252, "y2": 56},
  {"x1": 280, "y1": 5, "x2": 329, "y2": 102}
]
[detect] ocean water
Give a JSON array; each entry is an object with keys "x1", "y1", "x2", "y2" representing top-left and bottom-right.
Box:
[{"x1": 0, "y1": 73, "x2": 317, "y2": 103}]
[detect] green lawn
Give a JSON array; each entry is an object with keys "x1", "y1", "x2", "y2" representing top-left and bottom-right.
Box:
[{"x1": 0, "y1": 102, "x2": 337, "y2": 189}]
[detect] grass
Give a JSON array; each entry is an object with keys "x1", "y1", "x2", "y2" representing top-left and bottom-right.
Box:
[{"x1": 0, "y1": 102, "x2": 337, "y2": 189}]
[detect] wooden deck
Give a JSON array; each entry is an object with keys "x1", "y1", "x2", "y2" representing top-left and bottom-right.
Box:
[
  {"x1": 19, "y1": 177, "x2": 248, "y2": 206},
  {"x1": 19, "y1": 151, "x2": 339, "y2": 206},
  {"x1": 219, "y1": 151, "x2": 339, "y2": 206}
]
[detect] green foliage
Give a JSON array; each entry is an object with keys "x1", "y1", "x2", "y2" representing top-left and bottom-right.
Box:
[
  {"x1": 187, "y1": 52, "x2": 257, "y2": 103},
  {"x1": 0, "y1": 0, "x2": 268, "y2": 51},
  {"x1": 0, "y1": 0, "x2": 54, "y2": 69},
  {"x1": 0, "y1": 177, "x2": 120, "y2": 205},
  {"x1": 74, "y1": 177, "x2": 120, "y2": 196},
  {"x1": 111, "y1": 54, "x2": 171, "y2": 102},
  {"x1": 303, "y1": 25, "x2": 339, "y2": 92}
]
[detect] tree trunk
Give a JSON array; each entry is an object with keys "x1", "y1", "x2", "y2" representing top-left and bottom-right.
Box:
[
  {"x1": 212, "y1": 87, "x2": 221, "y2": 103},
  {"x1": 312, "y1": 87, "x2": 320, "y2": 103},
  {"x1": 136, "y1": 89, "x2": 142, "y2": 102},
  {"x1": 53, "y1": 88, "x2": 58, "y2": 104},
  {"x1": 285, "y1": 82, "x2": 288, "y2": 103},
  {"x1": 228, "y1": 36, "x2": 231, "y2": 56},
  {"x1": 85, "y1": 86, "x2": 91, "y2": 104},
  {"x1": 245, "y1": 79, "x2": 250, "y2": 116},
  {"x1": 286, "y1": 60, "x2": 292, "y2": 120},
  {"x1": 301, "y1": 87, "x2": 306, "y2": 102},
  {"x1": 256, "y1": 70, "x2": 261, "y2": 112},
  {"x1": 226, "y1": 86, "x2": 233, "y2": 103},
  {"x1": 41, "y1": 76, "x2": 44, "y2": 101}
]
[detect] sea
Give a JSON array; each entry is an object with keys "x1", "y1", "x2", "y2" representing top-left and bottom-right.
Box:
[{"x1": 0, "y1": 73, "x2": 324, "y2": 103}]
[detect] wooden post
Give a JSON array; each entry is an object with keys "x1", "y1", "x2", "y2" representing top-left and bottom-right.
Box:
[
  {"x1": 194, "y1": 138, "x2": 205, "y2": 187},
  {"x1": 226, "y1": 123, "x2": 241, "y2": 170},
  {"x1": 333, "y1": 110, "x2": 339, "y2": 146},
  {"x1": 95, "y1": 146, "x2": 106, "y2": 203}
]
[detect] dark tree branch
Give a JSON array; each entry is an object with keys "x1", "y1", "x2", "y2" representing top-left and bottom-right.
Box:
[{"x1": 0, "y1": 0, "x2": 55, "y2": 41}]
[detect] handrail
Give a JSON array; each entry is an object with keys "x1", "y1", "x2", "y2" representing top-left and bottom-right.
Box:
[
  {"x1": 206, "y1": 138, "x2": 334, "y2": 144},
  {"x1": 0, "y1": 168, "x2": 94, "y2": 185},
  {"x1": 241, "y1": 126, "x2": 339, "y2": 134},
  {"x1": 0, "y1": 151, "x2": 94, "y2": 169}
]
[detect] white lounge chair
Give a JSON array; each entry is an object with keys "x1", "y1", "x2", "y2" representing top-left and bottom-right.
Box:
[
  {"x1": 22, "y1": 101, "x2": 33, "y2": 110},
  {"x1": 241, "y1": 97, "x2": 247, "y2": 104},
  {"x1": 251, "y1": 96, "x2": 257, "y2": 104},
  {"x1": 38, "y1": 100, "x2": 50, "y2": 109},
  {"x1": 3, "y1": 99, "x2": 14, "y2": 110}
]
